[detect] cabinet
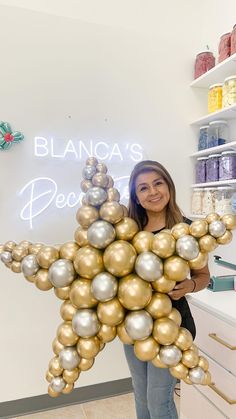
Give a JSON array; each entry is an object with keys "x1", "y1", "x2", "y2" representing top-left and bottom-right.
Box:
[
  {"x1": 189, "y1": 53, "x2": 236, "y2": 219},
  {"x1": 180, "y1": 291, "x2": 236, "y2": 419}
]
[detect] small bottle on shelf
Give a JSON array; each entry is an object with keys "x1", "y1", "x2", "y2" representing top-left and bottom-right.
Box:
[
  {"x1": 219, "y1": 150, "x2": 236, "y2": 180},
  {"x1": 206, "y1": 154, "x2": 220, "y2": 182},
  {"x1": 208, "y1": 120, "x2": 228, "y2": 148},
  {"x1": 191, "y1": 188, "x2": 204, "y2": 215},
  {"x1": 198, "y1": 125, "x2": 209, "y2": 150}
]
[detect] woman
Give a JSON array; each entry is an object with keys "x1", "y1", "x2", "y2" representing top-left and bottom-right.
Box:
[{"x1": 124, "y1": 160, "x2": 210, "y2": 419}]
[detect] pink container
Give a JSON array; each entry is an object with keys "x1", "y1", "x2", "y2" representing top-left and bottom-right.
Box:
[
  {"x1": 231, "y1": 24, "x2": 236, "y2": 55},
  {"x1": 194, "y1": 51, "x2": 215, "y2": 79},
  {"x1": 218, "y1": 32, "x2": 231, "y2": 63}
]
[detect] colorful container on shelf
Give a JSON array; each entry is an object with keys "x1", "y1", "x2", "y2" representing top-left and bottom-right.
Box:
[
  {"x1": 218, "y1": 32, "x2": 231, "y2": 63},
  {"x1": 208, "y1": 84, "x2": 222, "y2": 113},
  {"x1": 219, "y1": 151, "x2": 236, "y2": 180},
  {"x1": 231, "y1": 24, "x2": 236, "y2": 55},
  {"x1": 198, "y1": 125, "x2": 209, "y2": 150},
  {"x1": 208, "y1": 120, "x2": 228, "y2": 147},
  {"x1": 206, "y1": 154, "x2": 220, "y2": 182},
  {"x1": 194, "y1": 51, "x2": 215, "y2": 79},
  {"x1": 222, "y1": 75, "x2": 236, "y2": 107},
  {"x1": 195, "y1": 157, "x2": 207, "y2": 183}
]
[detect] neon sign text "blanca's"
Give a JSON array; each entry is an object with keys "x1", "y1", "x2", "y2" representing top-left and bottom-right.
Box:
[
  {"x1": 19, "y1": 176, "x2": 130, "y2": 229},
  {"x1": 34, "y1": 137, "x2": 143, "y2": 162}
]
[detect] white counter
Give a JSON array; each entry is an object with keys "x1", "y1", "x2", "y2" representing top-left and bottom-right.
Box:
[{"x1": 187, "y1": 289, "x2": 236, "y2": 327}]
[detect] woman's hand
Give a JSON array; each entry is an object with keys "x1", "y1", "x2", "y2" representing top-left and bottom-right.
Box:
[{"x1": 168, "y1": 279, "x2": 194, "y2": 300}]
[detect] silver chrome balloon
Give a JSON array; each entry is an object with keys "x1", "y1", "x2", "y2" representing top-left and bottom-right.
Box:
[
  {"x1": 21, "y1": 254, "x2": 39, "y2": 276},
  {"x1": 87, "y1": 220, "x2": 116, "y2": 249},
  {"x1": 85, "y1": 187, "x2": 107, "y2": 207},
  {"x1": 50, "y1": 376, "x2": 66, "y2": 392},
  {"x1": 189, "y1": 366, "x2": 205, "y2": 384},
  {"x1": 209, "y1": 220, "x2": 227, "y2": 238},
  {"x1": 176, "y1": 235, "x2": 199, "y2": 260},
  {"x1": 59, "y1": 346, "x2": 80, "y2": 370},
  {"x1": 82, "y1": 165, "x2": 97, "y2": 180},
  {"x1": 48, "y1": 259, "x2": 75, "y2": 288},
  {"x1": 135, "y1": 252, "x2": 163, "y2": 282},
  {"x1": 91, "y1": 272, "x2": 118, "y2": 302},
  {"x1": 1, "y1": 251, "x2": 12, "y2": 264},
  {"x1": 159, "y1": 345, "x2": 182, "y2": 367},
  {"x1": 72, "y1": 309, "x2": 101, "y2": 338},
  {"x1": 125, "y1": 310, "x2": 153, "y2": 340}
]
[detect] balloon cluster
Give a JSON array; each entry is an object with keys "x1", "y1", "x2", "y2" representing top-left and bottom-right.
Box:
[{"x1": 1, "y1": 156, "x2": 236, "y2": 397}]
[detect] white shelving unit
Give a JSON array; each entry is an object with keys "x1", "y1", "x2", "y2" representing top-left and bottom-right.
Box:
[
  {"x1": 191, "y1": 103, "x2": 236, "y2": 126},
  {"x1": 191, "y1": 179, "x2": 236, "y2": 188},
  {"x1": 190, "y1": 140, "x2": 236, "y2": 157}
]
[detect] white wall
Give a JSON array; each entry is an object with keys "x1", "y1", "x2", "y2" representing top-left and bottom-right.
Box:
[{"x1": 0, "y1": 0, "x2": 235, "y2": 403}]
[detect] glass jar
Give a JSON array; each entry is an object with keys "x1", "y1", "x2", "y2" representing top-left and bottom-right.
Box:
[
  {"x1": 222, "y1": 75, "x2": 236, "y2": 107},
  {"x1": 208, "y1": 120, "x2": 228, "y2": 148},
  {"x1": 219, "y1": 150, "x2": 236, "y2": 180},
  {"x1": 198, "y1": 125, "x2": 209, "y2": 150},
  {"x1": 231, "y1": 24, "x2": 236, "y2": 55},
  {"x1": 202, "y1": 188, "x2": 215, "y2": 214},
  {"x1": 195, "y1": 157, "x2": 207, "y2": 183},
  {"x1": 215, "y1": 186, "x2": 234, "y2": 215},
  {"x1": 231, "y1": 189, "x2": 236, "y2": 214},
  {"x1": 206, "y1": 154, "x2": 220, "y2": 182},
  {"x1": 191, "y1": 188, "x2": 204, "y2": 215},
  {"x1": 194, "y1": 51, "x2": 215, "y2": 79},
  {"x1": 218, "y1": 32, "x2": 231, "y2": 63},
  {"x1": 208, "y1": 84, "x2": 223, "y2": 113}
]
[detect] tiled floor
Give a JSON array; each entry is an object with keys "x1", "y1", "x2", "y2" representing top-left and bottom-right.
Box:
[{"x1": 13, "y1": 392, "x2": 180, "y2": 418}]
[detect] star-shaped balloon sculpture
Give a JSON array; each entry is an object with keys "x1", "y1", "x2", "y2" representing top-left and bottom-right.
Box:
[{"x1": 1, "y1": 157, "x2": 236, "y2": 397}]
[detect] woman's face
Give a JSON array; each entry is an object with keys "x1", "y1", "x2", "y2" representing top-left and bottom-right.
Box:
[{"x1": 135, "y1": 170, "x2": 170, "y2": 215}]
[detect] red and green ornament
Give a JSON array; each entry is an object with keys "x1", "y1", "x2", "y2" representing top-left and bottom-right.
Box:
[{"x1": 0, "y1": 121, "x2": 24, "y2": 151}]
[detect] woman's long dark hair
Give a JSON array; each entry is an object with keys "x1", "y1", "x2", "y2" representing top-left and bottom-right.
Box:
[{"x1": 128, "y1": 160, "x2": 184, "y2": 230}]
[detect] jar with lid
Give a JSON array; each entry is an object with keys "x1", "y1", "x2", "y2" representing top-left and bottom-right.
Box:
[
  {"x1": 219, "y1": 150, "x2": 236, "y2": 180},
  {"x1": 194, "y1": 51, "x2": 215, "y2": 79},
  {"x1": 191, "y1": 188, "x2": 204, "y2": 215},
  {"x1": 231, "y1": 188, "x2": 236, "y2": 213},
  {"x1": 215, "y1": 186, "x2": 234, "y2": 215},
  {"x1": 202, "y1": 188, "x2": 215, "y2": 214},
  {"x1": 206, "y1": 154, "x2": 220, "y2": 182},
  {"x1": 218, "y1": 32, "x2": 231, "y2": 63},
  {"x1": 195, "y1": 157, "x2": 207, "y2": 183},
  {"x1": 208, "y1": 120, "x2": 228, "y2": 148},
  {"x1": 208, "y1": 84, "x2": 222, "y2": 113},
  {"x1": 222, "y1": 75, "x2": 236, "y2": 107},
  {"x1": 198, "y1": 125, "x2": 209, "y2": 150},
  {"x1": 231, "y1": 24, "x2": 236, "y2": 55}
]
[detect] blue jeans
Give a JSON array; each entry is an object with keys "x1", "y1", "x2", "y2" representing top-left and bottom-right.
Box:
[{"x1": 124, "y1": 344, "x2": 178, "y2": 419}]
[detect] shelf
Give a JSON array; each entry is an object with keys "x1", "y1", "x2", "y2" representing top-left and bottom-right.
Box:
[
  {"x1": 189, "y1": 214, "x2": 206, "y2": 219},
  {"x1": 191, "y1": 103, "x2": 236, "y2": 126},
  {"x1": 190, "y1": 140, "x2": 236, "y2": 157},
  {"x1": 191, "y1": 179, "x2": 236, "y2": 188},
  {"x1": 190, "y1": 53, "x2": 236, "y2": 88}
]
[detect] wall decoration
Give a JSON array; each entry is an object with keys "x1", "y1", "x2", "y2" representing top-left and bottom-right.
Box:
[
  {"x1": 0, "y1": 157, "x2": 235, "y2": 397},
  {"x1": 0, "y1": 121, "x2": 24, "y2": 150}
]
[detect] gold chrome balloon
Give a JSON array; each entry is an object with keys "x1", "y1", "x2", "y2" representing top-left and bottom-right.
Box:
[
  {"x1": 106, "y1": 188, "x2": 120, "y2": 202},
  {"x1": 60, "y1": 300, "x2": 78, "y2": 321},
  {"x1": 106, "y1": 175, "x2": 114, "y2": 189},
  {"x1": 171, "y1": 223, "x2": 190, "y2": 240},
  {"x1": 52, "y1": 338, "x2": 64, "y2": 356},
  {"x1": 189, "y1": 252, "x2": 208, "y2": 270},
  {"x1": 54, "y1": 286, "x2": 71, "y2": 300},
  {"x1": 46, "y1": 370, "x2": 54, "y2": 383},
  {"x1": 199, "y1": 235, "x2": 217, "y2": 252},
  {"x1": 74, "y1": 246, "x2": 104, "y2": 279},
  {"x1": 49, "y1": 357, "x2": 63, "y2": 376},
  {"x1": 134, "y1": 337, "x2": 160, "y2": 361},
  {"x1": 152, "y1": 231, "x2": 176, "y2": 258},
  {"x1": 86, "y1": 156, "x2": 98, "y2": 166},
  {"x1": 92, "y1": 172, "x2": 109, "y2": 188},
  {"x1": 117, "y1": 322, "x2": 134, "y2": 344},
  {"x1": 11, "y1": 261, "x2": 22, "y2": 273},
  {"x1": 74, "y1": 227, "x2": 88, "y2": 247},
  {"x1": 167, "y1": 308, "x2": 182, "y2": 326},
  {"x1": 132, "y1": 231, "x2": 154, "y2": 254},
  {"x1": 152, "y1": 275, "x2": 176, "y2": 293},
  {"x1": 189, "y1": 220, "x2": 208, "y2": 238},
  {"x1": 221, "y1": 214, "x2": 236, "y2": 230},
  {"x1": 63, "y1": 368, "x2": 80, "y2": 384},
  {"x1": 115, "y1": 217, "x2": 139, "y2": 241},
  {"x1": 182, "y1": 349, "x2": 199, "y2": 368},
  {"x1": 60, "y1": 242, "x2": 79, "y2": 260},
  {"x1": 118, "y1": 274, "x2": 152, "y2": 310},
  {"x1": 19, "y1": 240, "x2": 31, "y2": 249},
  {"x1": 96, "y1": 162, "x2": 107, "y2": 173},
  {"x1": 121, "y1": 204, "x2": 129, "y2": 217},
  {"x1": 79, "y1": 357, "x2": 94, "y2": 371},
  {"x1": 35, "y1": 269, "x2": 53, "y2": 291},
  {"x1": 28, "y1": 243, "x2": 44, "y2": 255},
  {"x1": 146, "y1": 292, "x2": 172, "y2": 319},
  {"x1": 99, "y1": 201, "x2": 124, "y2": 224},
  {"x1": 217, "y1": 230, "x2": 233, "y2": 244},
  {"x1": 4, "y1": 241, "x2": 16, "y2": 251},
  {"x1": 164, "y1": 256, "x2": 190, "y2": 282},
  {"x1": 77, "y1": 336, "x2": 101, "y2": 359},
  {"x1": 103, "y1": 240, "x2": 136, "y2": 277},
  {"x1": 206, "y1": 213, "x2": 220, "y2": 223},
  {"x1": 202, "y1": 371, "x2": 212, "y2": 385},
  {"x1": 62, "y1": 383, "x2": 74, "y2": 394},
  {"x1": 198, "y1": 356, "x2": 209, "y2": 371},
  {"x1": 170, "y1": 362, "x2": 188, "y2": 380},
  {"x1": 70, "y1": 278, "x2": 98, "y2": 308},
  {"x1": 12, "y1": 245, "x2": 28, "y2": 262},
  {"x1": 97, "y1": 298, "x2": 125, "y2": 326},
  {"x1": 175, "y1": 327, "x2": 193, "y2": 351},
  {"x1": 36, "y1": 246, "x2": 59, "y2": 269},
  {"x1": 97, "y1": 324, "x2": 117, "y2": 343},
  {"x1": 48, "y1": 386, "x2": 60, "y2": 397},
  {"x1": 80, "y1": 179, "x2": 93, "y2": 192},
  {"x1": 153, "y1": 317, "x2": 179, "y2": 345},
  {"x1": 76, "y1": 205, "x2": 99, "y2": 229},
  {"x1": 57, "y1": 322, "x2": 78, "y2": 346}
]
